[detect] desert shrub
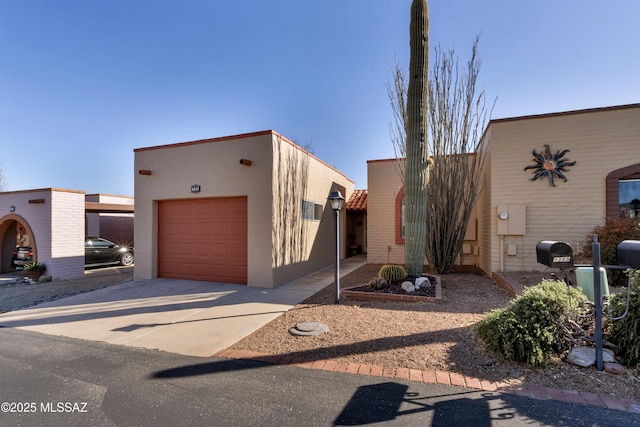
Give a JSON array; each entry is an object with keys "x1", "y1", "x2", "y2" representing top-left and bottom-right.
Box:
[
  {"x1": 378, "y1": 264, "x2": 407, "y2": 283},
  {"x1": 477, "y1": 280, "x2": 587, "y2": 367},
  {"x1": 583, "y1": 216, "x2": 640, "y2": 285},
  {"x1": 607, "y1": 269, "x2": 640, "y2": 366},
  {"x1": 369, "y1": 277, "x2": 389, "y2": 291}
]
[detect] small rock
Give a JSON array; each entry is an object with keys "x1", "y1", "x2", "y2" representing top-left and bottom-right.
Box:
[
  {"x1": 566, "y1": 346, "x2": 616, "y2": 368},
  {"x1": 604, "y1": 362, "x2": 626, "y2": 374},
  {"x1": 415, "y1": 277, "x2": 430, "y2": 289},
  {"x1": 401, "y1": 281, "x2": 415, "y2": 292},
  {"x1": 38, "y1": 275, "x2": 52, "y2": 283}
]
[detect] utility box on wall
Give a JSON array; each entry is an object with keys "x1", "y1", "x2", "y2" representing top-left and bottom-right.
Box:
[{"x1": 497, "y1": 205, "x2": 526, "y2": 235}]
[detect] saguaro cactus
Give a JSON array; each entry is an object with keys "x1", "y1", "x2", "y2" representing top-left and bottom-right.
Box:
[{"x1": 404, "y1": 0, "x2": 430, "y2": 277}]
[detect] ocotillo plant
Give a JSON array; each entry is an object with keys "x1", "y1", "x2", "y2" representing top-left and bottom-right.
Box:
[{"x1": 404, "y1": 0, "x2": 430, "y2": 277}]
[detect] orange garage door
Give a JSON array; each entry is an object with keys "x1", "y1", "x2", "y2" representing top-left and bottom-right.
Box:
[{"x1": 158, "y1": 197, "x2": 248, "y2": 284}]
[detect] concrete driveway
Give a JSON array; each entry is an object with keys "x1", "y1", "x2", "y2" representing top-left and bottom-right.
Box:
[{"x1": 0, "y1": 257, "x2": 366, "y2": 357}]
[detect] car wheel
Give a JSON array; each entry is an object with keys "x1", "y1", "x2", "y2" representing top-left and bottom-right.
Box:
[{"x1": 120, "y1": 252, "x2": 134, "y2": 266}]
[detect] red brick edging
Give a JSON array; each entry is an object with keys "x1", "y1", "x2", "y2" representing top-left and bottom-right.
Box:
[{"x1": 213, "y1": 348, "x2": 640, "y2": 414}]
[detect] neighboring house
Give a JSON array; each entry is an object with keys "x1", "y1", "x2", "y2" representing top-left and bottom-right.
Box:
[
  {"x1": 85, "y1": 194, "x2": 134, "y2": 245},
  {"x1": 133, "y1": 130, "x2": 354, "y2": 288},
  {"x1": 367, "y1": 103, "x2": 640, "y2": 277},
  {"x1": 0, "y1": 189, "x2": 134, "y2": 279}
]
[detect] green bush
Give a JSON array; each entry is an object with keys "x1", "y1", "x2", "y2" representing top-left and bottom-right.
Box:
[
  {"x1": 477, "y1": 280, "x2": 587, "y2": 367},
  {"x1": 608, "y1": 269, "x2": 640, "y2": 366},
  {"x1": 583, "y1": 216, "x2": 640, "y2": 285},
  {"x1": 378, "y1": 264, "x2": 407, "y2": 283}
]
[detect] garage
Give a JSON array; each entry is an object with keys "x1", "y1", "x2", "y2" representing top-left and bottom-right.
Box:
[{"x1": 158, "y1": 197, "x2": 248, "y2": 284}]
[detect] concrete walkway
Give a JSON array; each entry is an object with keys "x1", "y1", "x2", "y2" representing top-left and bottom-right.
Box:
[{"x1": 0, "y1": 256, "x2": 366, "y2": 357}]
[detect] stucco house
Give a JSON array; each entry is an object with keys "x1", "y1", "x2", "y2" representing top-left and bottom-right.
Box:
[
  {"x1": 0, "y1": 189, "x2": 134, "y2": 279},
  {"x1": 133, "y1": 130, "x2": 354, "y2": 288},
  {"x1": 367, "y1": 103, "x2": 640, "y2": 278}
]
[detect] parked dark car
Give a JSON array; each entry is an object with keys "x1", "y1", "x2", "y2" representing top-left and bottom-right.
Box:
[
  {"x1": 12, "y1": 246, "x2": 33, "y2": 269},
  {"x1": 85, "y1": 237, "x2": 134, "y2": 267}
]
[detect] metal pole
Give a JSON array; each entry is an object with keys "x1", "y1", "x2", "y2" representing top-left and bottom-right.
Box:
[
  {"x1": 334, "y1": 209, "x2": 340, "y2": 304},
  {"x1": 593, "y1": 235, "x2": 603, "y2": 371}
]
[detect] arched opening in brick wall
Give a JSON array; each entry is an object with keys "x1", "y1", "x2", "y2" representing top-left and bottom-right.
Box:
[{"x1": 0, "y1": 214, "x2": 37, "y2": 273}]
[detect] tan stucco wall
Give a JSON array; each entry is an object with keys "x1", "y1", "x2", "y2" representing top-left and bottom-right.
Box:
[
  {"x1": 271, "y1": 134, "x2": 354, "y2": 286},
  {"x1": 134, "y1": 130, "x2": 354, "y2": 288},
  {"x1": 134, "y1": 132, "x2": 274, "y2": 286},
  {"x1": 485, "y1": 105, "x2": 640, "y2": 273}
]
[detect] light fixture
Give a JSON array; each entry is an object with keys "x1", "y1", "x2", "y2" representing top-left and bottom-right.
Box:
[
  {"x1": 328, "y1": 190, "x2": 345, "y2": 211},
  {"x1": 327, "y1": 190, "x2": 345, "y2": 304},
  {"x1": 9, "y1": 206, "x2": 15, "y2": 212}
]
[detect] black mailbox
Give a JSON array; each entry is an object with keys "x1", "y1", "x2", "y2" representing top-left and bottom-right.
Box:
[
  {"x1": 617, "y1": 240, "x2": 640, "y2": 269},
  {"x1": 536, "y1": 241, "x2": 574, "y2": 268}
]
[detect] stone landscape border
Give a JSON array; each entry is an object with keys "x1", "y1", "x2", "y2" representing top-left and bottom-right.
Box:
[{"x1": 341, "y1": 275, "x2": 442, "y2": 303}]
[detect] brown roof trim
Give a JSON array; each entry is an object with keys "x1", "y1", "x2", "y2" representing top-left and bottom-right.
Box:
[
  {"x1": 85, "y1": 202, "x2": 135, "y2": 213},
  {"x1": 489, "y1": 103, "x2": 640, "y2": 125},
  {"x1": 85, "y1": 193, "x2": 133, "y2": 200},
  {"x1": 133, "y1": 130, "x2": 276, "y2": 152},
  {"x1": 367, "y1": 158, "x2": 399, "y2": 164},
  {"x1": 134, "y1": 129, "x2": 355, "y2": 184},
  {"x1": 0, "y1": 188, "x2": 86, "y2": 195}
]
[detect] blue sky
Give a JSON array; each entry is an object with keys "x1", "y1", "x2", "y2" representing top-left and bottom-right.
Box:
[{"x1": 1, "y1": 0, "x2": 639, "y2": 195}]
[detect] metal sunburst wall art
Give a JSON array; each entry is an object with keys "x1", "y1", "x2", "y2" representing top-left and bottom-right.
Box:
[{"x1": 524, "y1": 144, "x2": 577, "y2": 187}]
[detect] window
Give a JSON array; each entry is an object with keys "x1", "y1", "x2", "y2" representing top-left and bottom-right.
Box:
[
  {"x1": 619, "y1": 179, "x2": 640, "y2": 218},
  {"x1": 302, "y1": 200, "x2": 323, "y2": 221}
]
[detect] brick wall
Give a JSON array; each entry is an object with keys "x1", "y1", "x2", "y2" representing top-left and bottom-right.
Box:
[
  {"x1": 50, "y1": 190, "x2": 85, "y2": 279},
  {"x1": 486, "y1": 105, "x2": 640, "y2": 273},
  {"x1": 367, "y1": 159, "x2": 406, "y2": 265}
]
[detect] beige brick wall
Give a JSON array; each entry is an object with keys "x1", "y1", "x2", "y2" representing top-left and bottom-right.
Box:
[
  {"x1": 367, "y1": 159, "x2": 406, "y2": 265},
  {"x1": 486, "y1": 105, "x2": 640, "y2": 273}
]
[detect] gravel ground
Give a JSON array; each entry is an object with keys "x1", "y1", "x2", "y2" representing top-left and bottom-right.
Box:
[
  {"x1": 231, "y1": 264, "x2": 640, "y2": 402},
  {"x1": 0, "y1": 268, "x2": 133, "y2": 313},
  {"x1": 2, "y1": 265, "x2": 638, "y2": 402}
]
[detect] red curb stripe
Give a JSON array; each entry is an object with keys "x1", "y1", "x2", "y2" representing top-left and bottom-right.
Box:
[
  {"x1": 409, "y1": 369, "x2": 423, "y2": 382},
  {"x1": 369, "y1": 365, "x2": 384, "y2": 377},
  {"x1": 449, "y1": 373, "x2": 466, "y2": 388},
  {"x1": 435, "y1": 371, "x2": 450, "y2": 385},
  {"x1": 358, "y1": 364, "x2": 372, "y2": 376},
  {"x1": 600, "y1": 395, "x2": 627, "y2": 411},
  {"x1": 579, "y1": 391, "x2": 607, "y2": 408},
  {"x1": 528, "y1": 384, "x2": 550, "y2": 400},
  {"x1": 321, "y1": 360, "x2": 337, "y2": 372},
  {"x1": 464, "y1": 377, "x2": 482, "y2": 390},
  {"x1": 395, "y1": 368, "x2": 410, "y2": 380},
  {"x1": 218, "y1": 349, "x2": 640, "y2": 413}
]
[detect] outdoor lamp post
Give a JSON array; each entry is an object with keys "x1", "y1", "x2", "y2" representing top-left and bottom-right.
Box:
[{"x1": 328, "y1": 190, "x2": 345, "y2": 304}]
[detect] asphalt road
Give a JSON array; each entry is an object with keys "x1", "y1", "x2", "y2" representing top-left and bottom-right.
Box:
[{"x1": 0, "y1": 328, "x2": 637, "y2": 427}]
